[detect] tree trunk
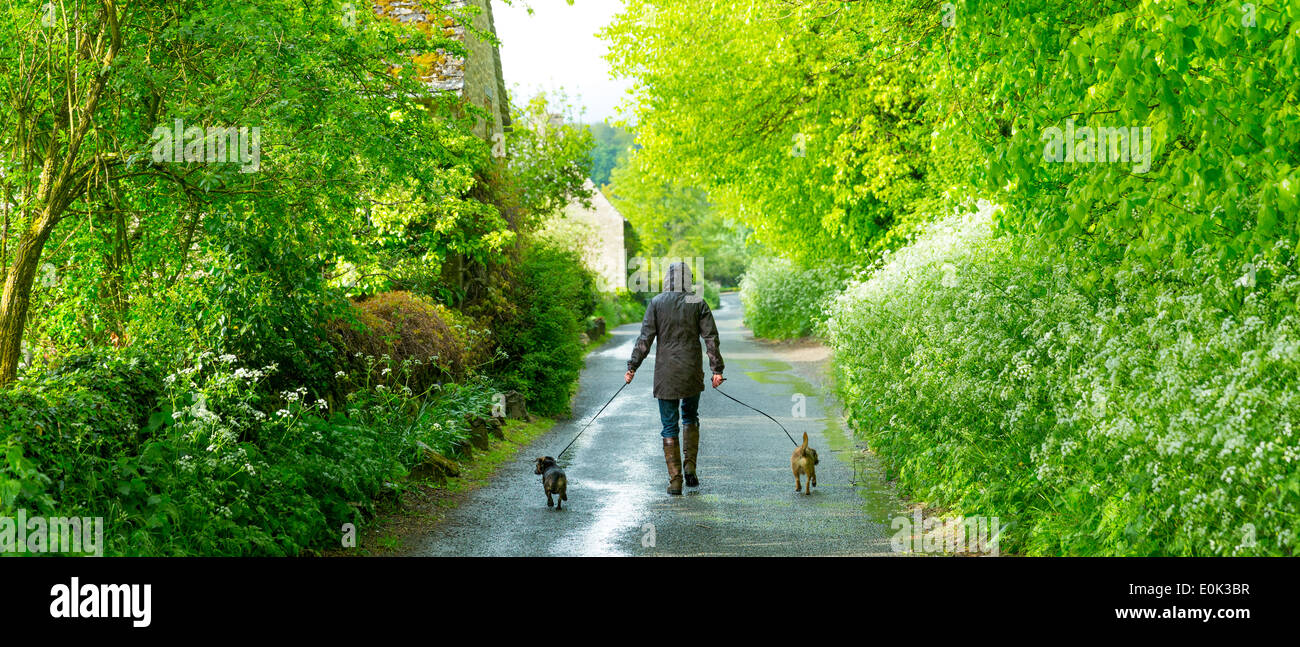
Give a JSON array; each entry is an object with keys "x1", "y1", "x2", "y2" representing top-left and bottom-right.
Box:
[
  {"x1": 0, "y1": 210, "x2": 58, "y2": 384},
  {"x1": 0, "y1": 0, "x2": 122, "y2": 385}
]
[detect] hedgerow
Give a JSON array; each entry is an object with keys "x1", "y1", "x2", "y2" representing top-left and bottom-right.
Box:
[
  {"x1": 0, "y1": 349, "x2": 493, "y2": 556},
  {"x1": 740, "y1": 257, "x2": 846, "y2": 339},
  {"x1": 825, "y1": 206, "x2": 1300, "y2": 555}
]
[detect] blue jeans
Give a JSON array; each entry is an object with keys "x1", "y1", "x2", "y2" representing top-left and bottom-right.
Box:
[{"x1": 658, "y1": 395, "x2": 700, "y2": 438}]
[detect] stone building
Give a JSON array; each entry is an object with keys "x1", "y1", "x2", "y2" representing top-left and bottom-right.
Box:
[
  {"x1": 562, "y1": 181, "x2": 629, "y2": 293},
  {"x1": 373, "y1": 0, "x2": 511, "y2": 139}
]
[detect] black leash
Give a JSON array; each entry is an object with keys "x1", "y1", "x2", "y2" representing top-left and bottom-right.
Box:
[
  {"x1": 556, "y1": 381, "x2": 629, "y2": 459},
  {"x1": 713, "y1": 385, "x2": 799, "y2": 447}
]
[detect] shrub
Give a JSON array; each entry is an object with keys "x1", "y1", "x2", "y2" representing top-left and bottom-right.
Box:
[
  {"x1": 593, "y1": 291, "x2": 647, "y2": 332},
  {"x1": 698, "y1": 279, "x2": 722, "y2": 310},
  {"x1": 1, "y1": 348, "x2": 494, "y2": 556},
  {"x1": 331, "y1": 291, "x2": 490, "y2": 391},
  {"x1": 128, "y1": 227, "x2": 348, "y2": 400},
  {"x1": 740, "y1": 257, "x2": 844, "y2": 338},
  {"x1": 825, "y1": 205, "x2": 1300, "y2": 556},
  {"x1": 491, "y1": 240, "x2": 597, "y2": 416},
  {"x1": 0, "y1": 349, "x2": 164, "y2": 517}
]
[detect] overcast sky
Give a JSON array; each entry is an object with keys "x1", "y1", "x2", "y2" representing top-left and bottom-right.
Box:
[{"x1": 494, "y1": 0, "x2": 634, "y2": 124}]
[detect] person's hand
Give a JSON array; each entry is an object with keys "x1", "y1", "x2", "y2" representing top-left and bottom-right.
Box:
[
  {"x1": 625, "y1": 370, "x2": 635, "y2": 384},
  {"x1": 712, "y1": 373, "x2": 725, "y2": 389}
]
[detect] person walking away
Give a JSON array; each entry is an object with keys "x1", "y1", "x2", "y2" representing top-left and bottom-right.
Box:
[{"x1": 625, "y1": 262, "x2": 724, "y2": 495}]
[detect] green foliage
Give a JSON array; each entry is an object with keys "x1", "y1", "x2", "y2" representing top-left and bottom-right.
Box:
[
  {"x1": 6, "y1": 0, "x2": 488, "y2": 360},
  {"x1": 586, "y1": 122, "x2": 636, "y2": 187},
  {"x1": 826, "y1": 208, "x2": 1300, "y2": 555},
  {"x1": 740, "y1": 258, "x2": 844, "y2": 339},
  {"x1": 0, "y1": 350, "x2": 497, "y2": 556},
  {"x1": 0, "y1": 2, "x2": 605, "y2": 555},
  {"x1": 0, "y1": 349, "x2": 164, "y2": 517},
  {"x1": 607, "y1": 152, "x2": 713, "y2": 254},
  {"x1": 928, "y1": 0, "x2": 1300, "y2": 264},
  {"x1": 604, "y1": 1, "x2": 934, "y2": 265},
  {"x1": 607, "y1": 150, "x2": 753, "y2": 285},
  {"x1": 170, "y1": 216, "x2": 349, "y2": 396},
  {"x1": 593, "y1": 291, "x2": 647, "y2": 332},
  {"x1": 697, "y1": 279, "x2": 722, "y2": 311},
  {"x1": 606, "y1": 0, "x2": 1300, "y2": 267},
  {"x1": 491, "y1": 240, "x2": 598, "y2": 416},
  {"x1": 505, "y1": 93, "x2": 597, "y2": 228},
  {"x1": 607, "y1": 1, "x2": 1300, "y2": 557}
]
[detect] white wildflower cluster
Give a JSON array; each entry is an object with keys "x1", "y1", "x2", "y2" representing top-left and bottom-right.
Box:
[{"x1": 824, "y1": 202, "x2": 1300, "y2": 556}]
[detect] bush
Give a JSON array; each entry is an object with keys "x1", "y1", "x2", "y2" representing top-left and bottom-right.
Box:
[
  {"x1": 130, "y1": 224, "x2": 348, "y2": 400},
  {"x1": 0, "y1": 347, "x2": 495, "y2": 556},
  {"x1": 0, "y1": 349, "x2": 164, "y2": 517},
  {"x1": 698, "y1": 279, "x2": 722, "y2": 310},
  {"x1": 491, "y1": 240, "x2": 598, "y2": 416},
  {"x1": 825, "y1": 205, "x2": 1300, "y2": 556},
  {"x1": 740, "y1": 257, "x2": 844, "y2": 338},
  {"x1": 593, "y1": 291, "x2": 647, "y2": 332},
  {"x1": 331, "y1": 291, "x2": 490, "y2": 391}
]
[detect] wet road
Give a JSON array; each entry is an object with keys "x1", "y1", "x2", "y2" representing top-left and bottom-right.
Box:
[{"x1": 407, "y1": 292, "x2": 905, "y2": 556}]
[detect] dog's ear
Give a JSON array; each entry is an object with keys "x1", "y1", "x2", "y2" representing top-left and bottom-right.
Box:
[{"x1": 534, "y1": 457, "x2": 544, "y2": 474}]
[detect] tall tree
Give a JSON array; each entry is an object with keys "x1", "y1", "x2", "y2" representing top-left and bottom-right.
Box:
[
  {"x1": 0, "y1": 0, "x2": 489, "y2": 384},
  {"x1": 0, "y1": 1, "x2": 122, "y2": 383}
]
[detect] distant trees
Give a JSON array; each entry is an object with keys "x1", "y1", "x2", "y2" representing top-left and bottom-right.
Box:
[{"x1": 586, "y1": 122, "x2": 636, "y2": 187}]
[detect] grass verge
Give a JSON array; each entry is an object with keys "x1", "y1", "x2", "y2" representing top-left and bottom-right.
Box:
[{"x1": 321, "y1": 416, "x2": 557, "y2": 556}]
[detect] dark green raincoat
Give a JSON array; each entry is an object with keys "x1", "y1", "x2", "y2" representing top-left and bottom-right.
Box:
[{"x1": 627, "y1": 262, "x2": 724, "y2": 399}]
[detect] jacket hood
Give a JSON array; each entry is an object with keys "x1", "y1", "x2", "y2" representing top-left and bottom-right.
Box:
[{"x1": 663, "y1": 262, "x2": 694, "y2": 292}]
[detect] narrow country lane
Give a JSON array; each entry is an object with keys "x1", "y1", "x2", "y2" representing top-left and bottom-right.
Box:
[{"x1": 407, "y1": 292, "x2": 905, "y2": 556}]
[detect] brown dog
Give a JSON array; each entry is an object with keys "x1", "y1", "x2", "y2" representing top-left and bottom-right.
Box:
[
  {"x1": 534, "y1": 456, "x2": 568, "y2": 510},
  {"x1": 791, "y1": 432, "x2": 819, "y2": 495}
]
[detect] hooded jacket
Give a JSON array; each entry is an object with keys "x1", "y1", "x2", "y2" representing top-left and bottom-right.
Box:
[{"x1": 627, "y1": 262, "x2": 724, "y2": 399}]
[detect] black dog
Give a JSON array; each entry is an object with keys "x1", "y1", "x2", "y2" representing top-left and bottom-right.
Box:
[{"x1": 534, "y1": 457, "x2": 568, "y2": 510}]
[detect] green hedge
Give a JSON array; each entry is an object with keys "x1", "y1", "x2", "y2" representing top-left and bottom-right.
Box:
[
  {"x1": 740, "y1": 257, "x2": 844, "y2": 338},
  {"x1": 491, "y1": 240, "x2": 598, "y2": 416},
  {"x1": 0, "y1": 347, "x2": 492, "y2": 556},
  {"x1": 825, "y1": 205, "x2": 1300, "y2": 555}
]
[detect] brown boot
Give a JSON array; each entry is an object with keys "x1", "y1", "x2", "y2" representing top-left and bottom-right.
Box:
[
  {"x1": 681, "y1": 423, "x2": 700, "y2": 487},
  {"x1": 663, "y1": 437, "x2": 683, "y2": 495}
]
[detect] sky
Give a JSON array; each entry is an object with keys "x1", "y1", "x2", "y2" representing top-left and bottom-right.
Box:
[{"x1": 493, "y1": 0, "x2": 635, "y2": 124}]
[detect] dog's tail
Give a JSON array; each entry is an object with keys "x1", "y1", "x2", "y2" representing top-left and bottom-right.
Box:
[
  {"x1": 800, "y1": 431, "x2": 809, "y2": 452},
  {"x1": 558, "y1": 475, "x2": 568, "y2": 500}
]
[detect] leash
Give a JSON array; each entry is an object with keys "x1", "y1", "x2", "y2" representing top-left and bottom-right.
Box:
[
  {"x1": 713, "y1": 385, "x2": 799, "y2": 447},
  {"x1": 556, "y1": 381, "x2": 629, "y2": 459}
]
